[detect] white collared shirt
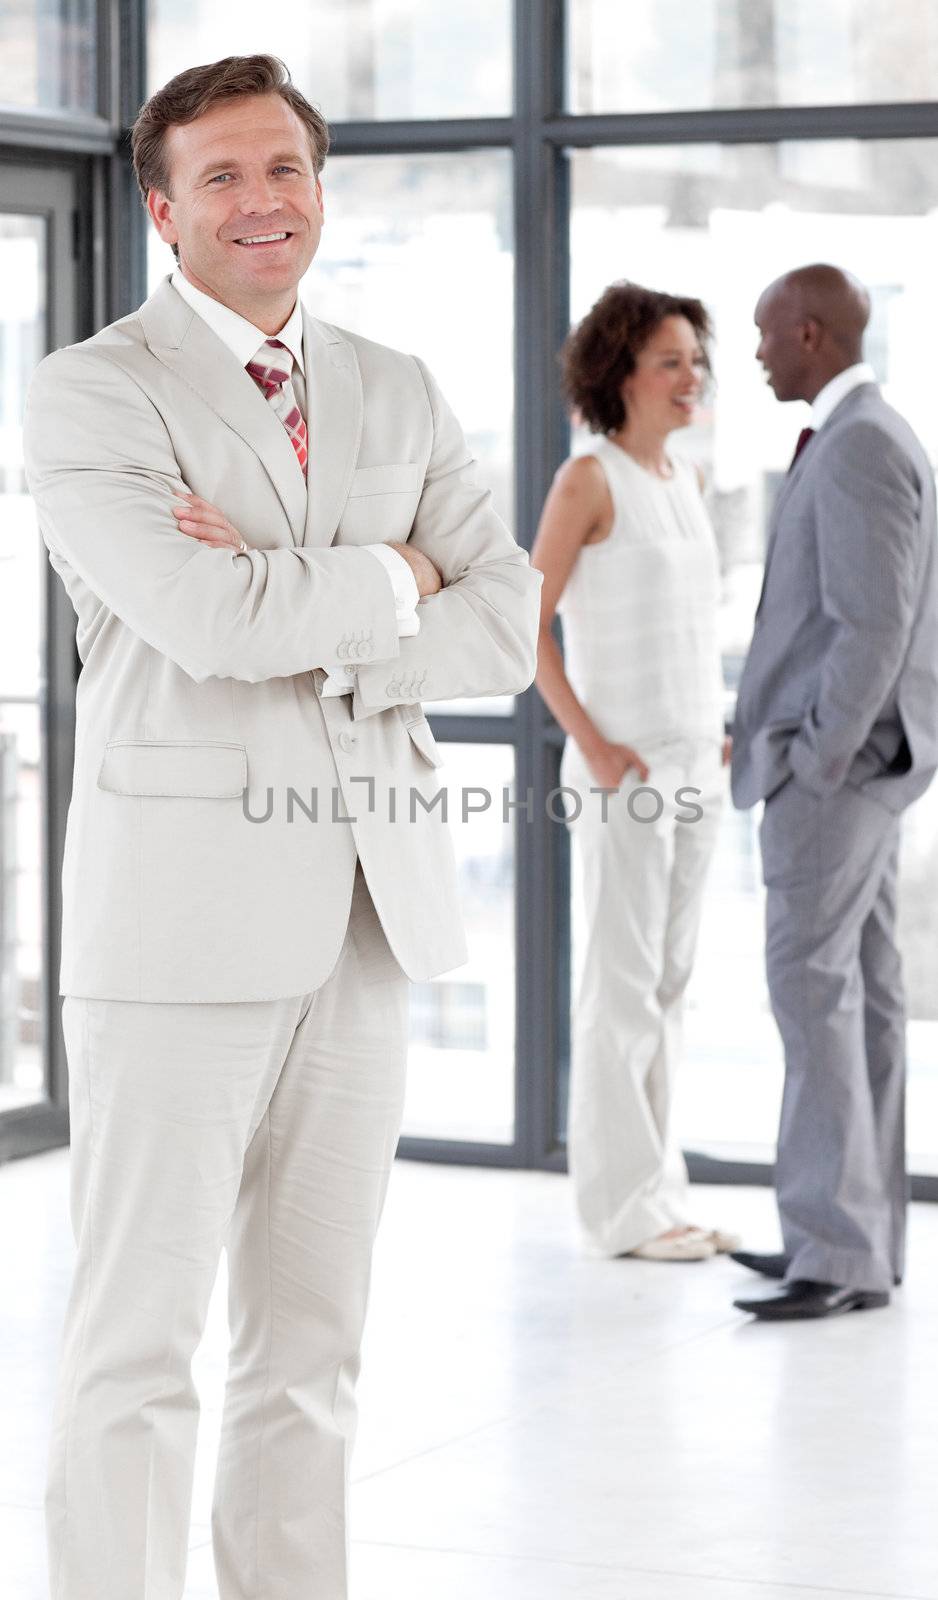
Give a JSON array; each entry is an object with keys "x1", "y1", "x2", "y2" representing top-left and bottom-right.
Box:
[
  {"x1": 171, "y1": 266, "x2": 306, "y2": 376},
  {"x1": 170, "y1": 269, "x2": 420, "y2": 697},
  {"x1": 811, "y1": 361, "x2": 876, "y2": 431}
]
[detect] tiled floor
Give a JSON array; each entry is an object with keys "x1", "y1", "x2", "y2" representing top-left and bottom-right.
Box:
[{"x1": 2, "y1": 1150, "x2": 936, "y2": 1600}]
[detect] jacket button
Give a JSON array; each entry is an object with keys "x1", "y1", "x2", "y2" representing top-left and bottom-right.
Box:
[{"x1": 338, "y1": 731, "x2": 357, "y2": 753}]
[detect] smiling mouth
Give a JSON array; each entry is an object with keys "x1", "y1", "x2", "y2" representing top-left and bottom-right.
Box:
[{"x1": 233, "y1": 232, "x2": 292, "y2": 247}]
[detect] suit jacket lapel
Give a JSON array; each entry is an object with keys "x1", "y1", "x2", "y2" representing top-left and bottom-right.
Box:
[
  {"x1": 755, "y1": 384, "x2": 879, "y2": 614},
  {"x1": 301, "y1": 313, "x2": 363, "y2": 548},
  {"x1": 755, "y1": 461, "x2": 803, "y2": 617},
  {"x1": 139, "y1": 279, "x2": 308, "y2": 545}
]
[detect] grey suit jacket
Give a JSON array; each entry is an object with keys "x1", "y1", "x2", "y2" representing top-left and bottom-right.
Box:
[
  {"x1": 24, "y1": 277, "x2": 541, "y2": 1002},
  {"x1": 731, "y1": 383, "x2": 938, "y2": 815}
]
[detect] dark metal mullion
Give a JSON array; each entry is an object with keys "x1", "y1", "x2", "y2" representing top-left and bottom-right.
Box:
[
  {"x1": 329, "y1": 117, "x2": 513, "y2": 155},
  {"x1": 43, "y1": 568, "x2": 76, "y2": 1115},
  {"x1": 510, "y1": 0, "x2": 569, "y2": 1169},
  {"x1": 110, "y1": 0, "x2": 148, "y2": 320},
  {"x1": 0, "y1": 111, "x2": 116, "y2": 154},
  {"x1": 546, "y1": 99, "x2": 938, "y2": 147},
  {"x1": 43, "y1": 166, "x2": 84, "y2": 1119},
  {"x1": 426, "y1": 715, "x2": 516, "y2": 745},
  {"x1": 0, "y1": 1104, "x2": 70, "y2": 1164},
  {"x1": 97, "y1": 0, "x2": 121, "y2": 124},
  {"x1": 395, "y1": 1136, "x2": 527, "y2": 1168},
  {"x1": 118, "y1": 0, "x2": 147, "y2": 129},
  {"x1": 685, "y1": 1150, "x2": 938, "y2": 1203}
]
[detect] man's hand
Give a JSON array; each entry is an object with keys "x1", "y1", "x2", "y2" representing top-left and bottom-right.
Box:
[
  {"x1": 386, "y1": 540, "x2": 443, "y2": 598},
  {"x1": 584, "y1": 738, "x2": 650, "y2": 790},
  {"x1": 172, "y1": 492, "x2": 247, "y2": 551}
]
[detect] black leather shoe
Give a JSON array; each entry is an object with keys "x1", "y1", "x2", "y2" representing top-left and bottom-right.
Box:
[
  {"x1": 734, "y1": 1280, "x2": 890, "y2": 1321},
  {"x1": 729, "y1": 1250, "x2": 790, "y2": 1280}
]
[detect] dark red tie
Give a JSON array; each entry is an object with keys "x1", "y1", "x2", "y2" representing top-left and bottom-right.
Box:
[{"x1": 789, "y1": 427, "x2": 815, "y2": 471}]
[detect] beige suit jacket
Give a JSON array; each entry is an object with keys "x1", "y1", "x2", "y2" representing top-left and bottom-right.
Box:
[{"x1": 24, "y1": 277, "x2": 541, "y2": 1002}]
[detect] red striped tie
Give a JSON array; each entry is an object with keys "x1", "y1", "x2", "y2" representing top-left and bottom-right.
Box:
[{"x1": 246, "y1": 339, "x2": 308, "y2": 478}]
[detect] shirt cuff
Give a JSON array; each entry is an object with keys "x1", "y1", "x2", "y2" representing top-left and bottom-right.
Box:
[
  {"x1": 364, "y1": 543, "x2": 421, "y2": 638},
  {"x1": 321, "y1": 667, "x2": 356, "y2": 698}
]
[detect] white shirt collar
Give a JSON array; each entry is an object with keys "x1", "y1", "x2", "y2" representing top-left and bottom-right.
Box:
[
  {"x1": 170, "y1": 269, "x2": 305, "y2": 375},
  {"x1": 810, "y1": 362, "x2": 876, "y2": 430}
]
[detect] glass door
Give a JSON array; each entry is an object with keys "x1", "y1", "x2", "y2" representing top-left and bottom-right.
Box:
[{"x1": 0, "y1": 162, "x2": 80, "y2": 1161}]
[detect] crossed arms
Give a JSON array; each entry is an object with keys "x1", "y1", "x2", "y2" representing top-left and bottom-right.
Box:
[{"x1": 24, "y1": 345, "x2": 540, "y2": 705}]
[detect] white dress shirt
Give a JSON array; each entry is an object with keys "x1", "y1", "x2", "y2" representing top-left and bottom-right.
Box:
[
  {"x1": 811, "y1": 361, "x2": 876, "y2": 431},
  {"x1": 170, "y1": 270, "x2": 419, "y2": 697}
]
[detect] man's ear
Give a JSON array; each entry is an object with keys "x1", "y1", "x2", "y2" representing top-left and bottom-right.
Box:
[
  {"x1": 147, "y1": 188, "x2": 178, "y2": 248},
  {"x1": 801, "y1": 316, "x2": 824, "y2": 353}
]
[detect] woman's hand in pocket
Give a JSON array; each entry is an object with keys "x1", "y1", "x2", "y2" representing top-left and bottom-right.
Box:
[{"x1": 584, "y1": 738, "x2": 650, "y2": 790}]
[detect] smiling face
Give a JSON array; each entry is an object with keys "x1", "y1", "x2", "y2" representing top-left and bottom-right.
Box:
[
  {"x1": 146, "y1": 92, "x2": 324, "y2": 330},
  {"x1": 620, "y1": 314, "x2": 707, "y2": 436}
]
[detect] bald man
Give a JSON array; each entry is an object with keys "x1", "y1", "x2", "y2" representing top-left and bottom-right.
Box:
[{"x1": 730, "y1": 264, "x2": 938, "y2": 1321}]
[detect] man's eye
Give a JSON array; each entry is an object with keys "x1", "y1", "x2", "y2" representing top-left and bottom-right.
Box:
[
  {"x1": 208, "y1": 174, "x2": 232, "y2": 184},
  {"x1": 274, "y1": 166, "x2": 298, "y2": 175}
]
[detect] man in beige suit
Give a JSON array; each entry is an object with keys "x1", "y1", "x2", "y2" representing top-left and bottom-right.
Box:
[{"x1": 24, "y1": 54, "x2": 539, "y2": 1600}]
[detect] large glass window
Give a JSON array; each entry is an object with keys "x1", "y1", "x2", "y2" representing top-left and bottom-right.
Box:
[
  {"x1": 308, "y1": 151, "x2": 514, "y2": 530},
  {"x1": 0, "y1": 0, "x2": 97, "y2": 115},
  {"x1": 10, "y1": 0, "x2": 934, "y2": 1178},
  {"x1": 569, "y1": 0, "x2": 938, "y2": 114},
  {"x1": 147, "y1": 0, "x2": 512, "y2": 119},
  {"x1": 403, "y1": 743, "x2": 516, "y2": 1144},
  {"x1": 0, "y1": 215, "x2": 46, "y2": 1116},
  {"x1": 567, "y1": 137, "x2": 938, "y2": 1173}
]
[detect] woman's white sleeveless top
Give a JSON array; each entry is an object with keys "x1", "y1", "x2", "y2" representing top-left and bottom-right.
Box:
[{"x1": 558, "y1": 436, "x2": 724, "y2": 748}]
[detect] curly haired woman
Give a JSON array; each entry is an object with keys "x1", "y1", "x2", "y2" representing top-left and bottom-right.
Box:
[{"x1": 532, "y1": 281, "x2": 737, "y2": 1263}]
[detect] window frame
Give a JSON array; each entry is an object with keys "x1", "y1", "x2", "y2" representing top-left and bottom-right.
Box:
[{"x1": 1, "y1": 0, "x2": 936, "y2": 1196}]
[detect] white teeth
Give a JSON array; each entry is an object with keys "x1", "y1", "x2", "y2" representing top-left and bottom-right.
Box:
[{"x1": 236, "y1": 232, "x2": 288, "y2": 245}]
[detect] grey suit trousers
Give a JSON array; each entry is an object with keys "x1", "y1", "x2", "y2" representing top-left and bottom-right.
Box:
[{"x1": 760, "y1": 778, "x2": 906, "y2": 1294}]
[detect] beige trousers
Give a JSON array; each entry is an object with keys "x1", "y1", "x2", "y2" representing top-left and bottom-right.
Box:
[
  {"x1": 47, "y1": 869, "x2": 408, "y2": 1600},
  {"x1": 564, "y1": 739, "x2": 723, "y2": 1256}
]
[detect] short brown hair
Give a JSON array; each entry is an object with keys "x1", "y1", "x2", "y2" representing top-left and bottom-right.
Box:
[
  {"x1": 131, "y1": 54, "x2": 330, "y2": 203},
  {"x1": 561, "y1": 281, "x2": 713, "y2": 434}
]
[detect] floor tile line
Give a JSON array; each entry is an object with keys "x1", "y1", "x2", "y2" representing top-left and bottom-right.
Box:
[
  {"x1": 351, "y1": 1407, "x2": 525, "y2": 1486},
  {"x1": 351, "y1": 1537, "x2": 935, "y2": 1600},
  {"x1": 351, "y1": 1311, "x2": 749, "y2": 1487},
  {"x1": 350, "y1": 1299, "x2": 752, "y2": 1484}
]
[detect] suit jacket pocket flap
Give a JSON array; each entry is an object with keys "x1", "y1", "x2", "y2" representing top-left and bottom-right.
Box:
[
  {"x1": 98, "y1": 740, "x2": 247, "y2": 798},
  {"x1": 406, "y1": 719, "x2": 444, "y2": 768},
  {"x1": 349, "y1": 463, "x2": 422, "y2": 498}
]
